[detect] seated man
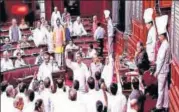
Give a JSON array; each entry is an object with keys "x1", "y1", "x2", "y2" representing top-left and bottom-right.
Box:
[
  {"x1": 75, "y1": 46, "x2": 85, "y2": 59},
  {"x1": 14, "y1": 52, "x2": 26, "y2": 68},
  {"x1": 20, "y1": 35, "x2": 30, "y2": 48},
  {"x1": 33, "y1": 21, "x2": 47, "y2": 47},
  {"x1": 19, "y1": 18, "x2": 29, "y2": 30},
  {"x1": 86, "y1": 44, "x2": 97, "y2": 58},
  {"x1": 65, "y1": 39, "x2": 79, "y2": 54},
  {"x1": 9, "y1": 18, "x2": 22, "y2": 42},
  {"x1": 2, "y1": 37, "x2": 13, "y2": 51},
  {"x1": 13, "y1": 44, "x2": 25, "y2": 57},
  {"x1": 72, "y1": 16, "x2": 87, "y2": 36},
  {"x1": 35, "y1": 48, "x2": 46, "y2": 65},
  {"x1": 1, "y1": 51, "x2": 14, "y2": 72},
  {"x1": 134, "y1": 41, "x2": 150, "y2": 75}
]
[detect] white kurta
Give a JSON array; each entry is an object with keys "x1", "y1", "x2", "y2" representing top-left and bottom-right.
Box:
[
  {"x1": 1, "y1": 58, "x2": 14, "y2": 72},
  {"x1": 86, "y1": 49, "x2": 97, "y2": 58},
  {"x1": 41, "y1": 88, "x2": 54, "y2": 112},
  {"x1": 102, "y1": 55, "x2": 114, "y2": 87},
  {"x1": 90, "y1": 62, "x2": 103, "y2": 78},
  {"x1": 1, "y1": 97, "x2": 14, "y2": 112},
  {"x1": 73, "y1": 21, "x2": 87, "y2": 36},
  {"x1": 33, "y1": 28, "x2": 47, "y2": 47},
  {"x1": 23, "y1": 102, "x2": 34, "y2": 112},
  {"x1": 66, "y1": 59, "x2": 90, "y2": 91},
  {"x1": 15, "y1": 59, "x2": 26, "y2": 68},
  {"x1": 51, "y1": 11, "x2": 62, "y2": 27},
  {"x1": 146, "y1": 25, "x2": 157, "y2": 62},
  {"x1": 37, "y1": 62, "x2": 59, "y2": 85},
  {"x1": 108, "y1": 93, "x2": 127, "y2": 112},
  {"x1": 52, "y1": 89, "x2": 68, "y2": 112}
]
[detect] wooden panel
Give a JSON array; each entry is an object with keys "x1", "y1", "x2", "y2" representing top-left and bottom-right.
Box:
[
  {"x1": 45, "y1": 0, "x2": 52, "y2": 21},
  {"x1": 114, "y1": 30, "x2": 124, "y2": 55},
  {"x1": 170, "y1": 57, "x2": 179, "y2": 112}
]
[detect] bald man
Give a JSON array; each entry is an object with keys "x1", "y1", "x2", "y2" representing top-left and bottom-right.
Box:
[
  {"x1": 73, "y1": 16, "x2": 87, "y2": 36},
  {"x1": 9, "y1": 18, "x2": 22, "y2": 42},
  {"x1": 1, "y1": 51, "x2": 14, "y2": 72}
]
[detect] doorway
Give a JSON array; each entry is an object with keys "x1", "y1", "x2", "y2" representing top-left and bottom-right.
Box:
[{"x1": 64, "y1": 0, "x2": 80, "y2": 16}]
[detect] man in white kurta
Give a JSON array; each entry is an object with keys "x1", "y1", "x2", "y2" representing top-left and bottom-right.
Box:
[
  {"x1": 1, "y1": 51, "x2": 14, "y2": 72},
  {"x1": 73, "y1": 16, "x2": 87, "y2": 36},
  {"x1": 102, "y1": 54, "x2": 114, "y2": 88},
  {"x1": 108, "y1": 83, "x2": 127, "y2": 112},
  {"x1": 66, "y1": 53, "x2": 90, "y2": 92},
  {"x1": 33, "y1": 21, "x2": 47, "y2": 47},
  {"x1": 51, "y1": 6, "x2": 62, "y2": 27},
  {"x1": 143, "y1": 8, "x2": 157, "y2": 62},
  {"x1": 37, "y1": 52, "x2": 59, "y2": 86},
  {"x1": 154, "y1": 15, "x2": 170, "y2": 111},
  {"x1": 104, "y1": 10, "x2": 114, "y2": 55},
  {"x1": 65, "y1": 39, "x2": 79, "y2": 57}
]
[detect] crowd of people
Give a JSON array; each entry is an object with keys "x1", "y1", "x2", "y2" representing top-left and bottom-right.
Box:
[{"x1": 0, "y1": 5, "x2": 170, "y2": 112}]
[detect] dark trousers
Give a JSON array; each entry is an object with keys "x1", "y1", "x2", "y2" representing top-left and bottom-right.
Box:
[{"x1": 97, "y1": 38, "x2": 104, "y2": 56}]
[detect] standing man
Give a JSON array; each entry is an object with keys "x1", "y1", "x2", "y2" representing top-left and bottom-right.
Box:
[
  {"x1": 66, "y1": 53, "x2": 90, "y2": 92},
  {"x1": 143, "y1": 8, "x2": 157, "y2": 62},
  {"x1": 9, "y1": 18, "x2": 22, "y2": 42},
  {"x1": 53, "y1": 18, "x2": 65, "y2": 66},
  {"x1": 94, "y1": 22, "x2": 105, "y2": 56},
  {"x1": 153, "y1": 15, "x2": 170, "y2": 112},
  {"x1": 33, "y1": 21, "x2": 47, "y2": 47},
  {"x1": 62, "y1": 7, "x2": 70, "y2": 23},
  {"x1": 104, "y1": 10, "x2": 114, "y2": 56},
  {"x1": 51, "y1": 6, "x2": 62, "y2": 28}
]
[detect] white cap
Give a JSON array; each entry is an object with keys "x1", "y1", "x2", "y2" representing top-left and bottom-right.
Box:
[
  {"x1": 143, "y1": 8, "x2": 153, "y2": 23},
  {"x1": 77, "y1": 16, "x2": 81, "y2": 21},
  {"x1": 155, "y1": 15, "x2": 168, "y2": 35},
  {"x1": 104, "y1": 10, "x2": 110, "y2": 18}
]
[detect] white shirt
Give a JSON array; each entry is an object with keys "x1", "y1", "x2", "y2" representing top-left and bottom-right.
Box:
[
  {"x1": 65, "y1": 100, "x2": 87, "y2": 112},
  {"x1": 107, "y1": 18, "x2": 114, "y2": 37},
  {"x1": 33, "y1": 28, "x2": 47, "y2": 47},
  {"x1": 52, "y1": 88, "x2": 68, "y2": 112},
  {"x1": 86, "y1": 49, "x2": 97, "y2": 58},
  {"x1": 156, "y1": 39, "x2": 170, "y2": 74},
  {"x1": 73, "y1": 21, "x2": 87, "y2": 36},
  {"x1": 146, "y1": 25, "x2": 157, "y2": 61},
  {"x1": 23, "y1": 102, "x2": 34, "y2": 112},
  {"x1": 108, "y1": 93, "x2": 127, "y2": 112},
  {"x1": 66, "y1": 59, "x2": 90, "y2": 91},
  {"x1": 13, "y1": 49, "x2": 25, "y2": 57},
  {"x1": 15, "y1": 59, "x2": 26, "y2": 68},
  {"x1": 1, "y1": 58, "x2": 14, "y2": 72},
  {"x1": 90, "y1": 62, "x2": 103, "y2": 78},
  {"x1": 41, "y1": 88, "x2": 54, "y2": 112},
  {"x1": 37, "y1": 62, "x2": 59, "y2": 85},
  {"x1": 51, "y1": 11, "x2": 62, "y2": 27},
  {"x1": 102, "y1": 55, "x2": 114, "y2": 87},
  {"x1": 1, "y1": 96, "x2": 14, "y2": 112},
  {"x1": 84, "y1": 89, "x2": 105, "y2": 112},
  {"x1": 94, "y1": 26, "x2": 105, "y2": 40},
  {"x1": 65, "y1": 44, "x2": 79, "y2": 57}
]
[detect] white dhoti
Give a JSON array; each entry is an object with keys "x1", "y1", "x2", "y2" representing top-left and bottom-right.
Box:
[
  {"x1": 108, "y1": 36, "x2": 113, "y2": 55},
  {"x1": 156, "y1": 73, "x2": 169, "y2": 109},
  {"x1": 55, "y1": 53, "x2": 63, "y2": 66}
]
